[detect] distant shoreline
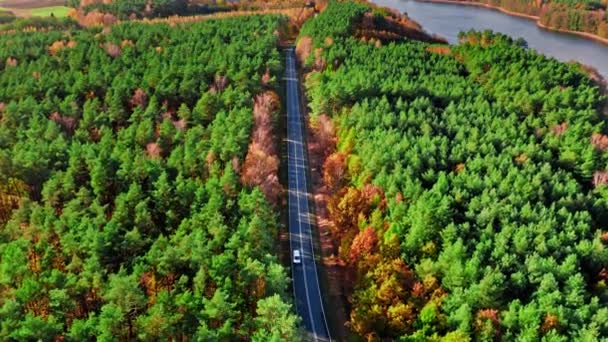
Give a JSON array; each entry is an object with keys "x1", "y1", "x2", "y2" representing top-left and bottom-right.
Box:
[
  {"x1": 536, "y1": 21, "x2": 608, "y2": 46},
  {"x1": 415, "y1": 0, "x2": 608, "y2": 46},
  {"x1": 416, "y1": 0, "x2": 538, "y2": 20}
]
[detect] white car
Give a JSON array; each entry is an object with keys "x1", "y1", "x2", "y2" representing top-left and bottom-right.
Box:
[{"x1": 293, "y1": 249, "x2": 302, "y2": 264}]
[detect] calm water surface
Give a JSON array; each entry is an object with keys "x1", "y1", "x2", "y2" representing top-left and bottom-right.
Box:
[{"x1": 371, "y1": 0, "x2": 608, "y2": 77}]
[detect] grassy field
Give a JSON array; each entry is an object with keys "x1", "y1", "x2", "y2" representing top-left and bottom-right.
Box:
[
  {"x1": 29, "y1": 6, "x2": 70, "y2": 17},
  {"x1": 0, "y1": 6, "x2": 70, "y2": 18},
  {"x1": 0, "y1": 0, "x2": 69, "y2": 18}
]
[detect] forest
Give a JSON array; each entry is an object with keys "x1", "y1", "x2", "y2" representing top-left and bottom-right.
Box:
[
  {"x1": 0, "y1": 11, "x2": 16, "y2": 25},
  {"x1": 66, "y1": 0, "x2": 193, "y2": 19},
  {"x1": 300, "y1": 1, "x2": 608, "y2": 340},
  {"x1": 540, "y1": 1, "x2": 608, "y2": 37},
  {"x1": 0, "y1": 14, "x2": 299, "y2": 340},
  {"x1": 444, "y1": 0, "x2": 608, "y2": 39}
]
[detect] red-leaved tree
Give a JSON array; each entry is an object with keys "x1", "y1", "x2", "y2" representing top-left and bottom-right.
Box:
[
  {"x1": 591, "y1": 132, "x2": 608, "y2": 151},
  {"x1": 323, "y1": 152, "x2": 347, "y2": 191},
  {"x1": 349, "y1": 227, "x2": 378, "y2": 264},
  {"x1": 131, "y1": 89, "x2": 148, "y2": 109},
  {"x1": 241, "y1": 91, "x2": 282, "y2": 205},
  {"x1": 309, "y1": 114, "x2": 336, "y2": 168}
]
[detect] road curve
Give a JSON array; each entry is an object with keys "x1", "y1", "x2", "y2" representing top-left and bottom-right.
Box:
[{"x1": 285, "y1": 47, "x2": 332, "y2": 342}]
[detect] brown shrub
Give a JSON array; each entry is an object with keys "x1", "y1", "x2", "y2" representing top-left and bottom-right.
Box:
[
  {"x1": 323, "y1": 152, "x2": 347, "y2": 191},
  {"x1": 84, "y1": 11, "x2": 106, "y2": 26},
  {"x1": 551, "y1": 122, "x2": 568, "y2": 136},
  {"x1": 49, "y1": 112, "x2": 62, "y2": 123},
  {"x1": 71, "y1": 8, "x2": 117, "y2": 27},
  {"x1": 105, "y1": 42, "x2": 122, "y2": 58},
  {"x1": 593, "y1": 170, "x2": 608, "y2": 187},
  {"x1": 67, "y1": 7, "x2": 78, "y2": 18},
  {"x1": 102, "y1": 13, "x2": 117, "y2": 25},
  {"x1": 130, "y1": 88, "x2": 148, "y2": 109},
  {"x1": 161, "y1": 111, "x2": 174, "y2": 121},
  {"x1": 476, "y1": 309, "x2": 501, "y2": 333},
  {"x1": 49, "y1": 41, "x2": 66, "y2": 56},
  {"x1": 121, "y1": 40, "x2": 134, "y2": 48},
  {"x1": 591, "y1": 132, "x2": 608, "y2": 151},
  {"x1": 49, "y1": 40, "x2": 77, "y2": 56},
  {"x1": 5, "y1": 57, "x2": 17, "y2": 68},
  {"x1": 173, "y1": 119, "x2": 187, "y2": 131},
  {"x1": 296, "y1": 36, "x2": 313, "y2": 63},
  {"x1": 542, "y1": 314, "x2": 559, "y2": 332},
  {"x1": 146, "y1": 142, "x2": 162, "y2": 159},
  {"x1": 361, "y1": 184, "x2": 385, "y2": 207},
  {"x1": 50, "y1": 112, "x2": 78, "y2": 133},
  {"x1": 426, "y1": 45, "x2": 452, "y2": 55},
  {"x1": 395, "y1": 192, "x2": 403, "y2": 204}
]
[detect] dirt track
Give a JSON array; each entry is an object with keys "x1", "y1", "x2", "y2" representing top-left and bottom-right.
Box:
[{"x1": 0, "y1": 0, "x2": 65, "y2": 9}]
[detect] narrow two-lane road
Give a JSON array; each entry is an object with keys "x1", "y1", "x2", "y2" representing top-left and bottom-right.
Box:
[{"x1": 285, "y1": 48, "x2": 331, "y2": 341}]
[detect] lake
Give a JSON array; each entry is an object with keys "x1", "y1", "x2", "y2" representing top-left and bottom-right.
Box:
[{"x1": 371, "y1": 0, "x2": 608, "y2": 77}]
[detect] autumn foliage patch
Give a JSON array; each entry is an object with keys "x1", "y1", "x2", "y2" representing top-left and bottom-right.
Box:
[{"x1": 241, "y1": 91, "x2": 282, "y2": 205}]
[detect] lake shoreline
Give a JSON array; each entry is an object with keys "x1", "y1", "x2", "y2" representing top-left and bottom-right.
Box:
[{"x1": 415, "y1": 0, "x2": 608, "y2": 46}]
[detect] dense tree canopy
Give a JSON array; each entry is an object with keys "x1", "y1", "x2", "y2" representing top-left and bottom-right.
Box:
[
  {"x1": 68, "y1": 0, "x2": 195, "y2": 19},
  {"x1": 0, "y1": 14, "x2": 298, "y2": 340},
  {"x1": 0, "y1": 10, "x2": 15, "y2": 25},
  {"x1": 301, "y1": 1, "x2": 608, "y2": 340}
]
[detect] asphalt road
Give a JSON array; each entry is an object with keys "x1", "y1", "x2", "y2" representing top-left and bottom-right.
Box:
[{"x1": 285, "y1": 48, "x2": 331, "y2": 342}]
